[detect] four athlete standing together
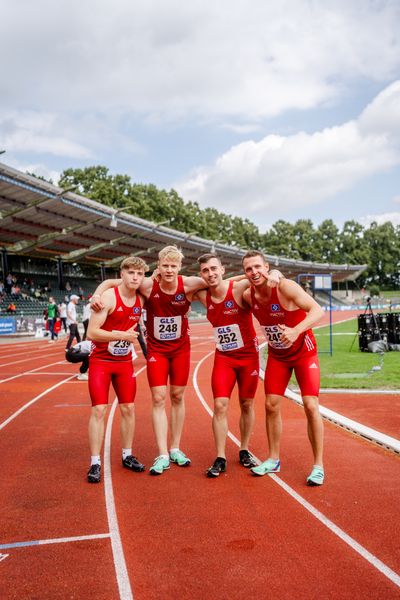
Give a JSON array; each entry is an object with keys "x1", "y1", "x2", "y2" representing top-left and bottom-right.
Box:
[{"x1": 86, "y1": 245, "x2": 326, "y2": 487}]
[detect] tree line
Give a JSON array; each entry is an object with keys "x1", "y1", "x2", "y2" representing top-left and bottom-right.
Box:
[{"x1": 58, "y1": 166, "x2": 400, "y2": 289}]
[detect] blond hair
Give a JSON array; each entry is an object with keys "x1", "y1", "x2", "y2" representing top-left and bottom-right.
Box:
[
  {"x1": 120, "y1": 256, "x2": 148, "y2": 272},
  {"x1": 158, "y1": 245, "x2": 184, "y2": 264}
]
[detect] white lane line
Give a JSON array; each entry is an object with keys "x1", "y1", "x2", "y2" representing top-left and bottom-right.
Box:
[
  {"x1": 0, "y1": 360, "x2": 67, "y2": 384},
  {"x1": 0, "y1": 350, "x2": 61, "y2": 368},
  {"x1": 0, "y1": 345, "x2": 61, "y2": 359},
  {"x1": 104, "y1": 365, "x2": 146, "y2": 600},
  {"x1": 320, "y1": 388, "x2": 400, "y2": 395},
  {"x1": 24, "y1": 372, "x2": 75, "y2": 376},
  {"x1": 0, "y1": 375, "x2": 76, "y2": 431},
  {"x1": 192, "y1": 352, "x2": 400, "y2": 589},
  {"x1": 0, "y1": 533, "x2": 110, "y2": 550}
]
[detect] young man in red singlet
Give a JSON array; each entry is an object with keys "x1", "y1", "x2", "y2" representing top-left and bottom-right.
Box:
[
  {"x1": 195, "y1": 253, "x2": 280, "y2": 477},
  {"x1": 86, "y1": 257, "x2": 147, "y2": 484},
  {"x1": 242, "y1": 250, "x2": 326, "y2": 486},
  {"x1": 91, "y1": 246, "x2": 210, "y2": 475}
]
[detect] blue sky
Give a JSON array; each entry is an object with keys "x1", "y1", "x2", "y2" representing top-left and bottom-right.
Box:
[{"x1": 1, "y1": 0, "x2": 399, "y2": 232}]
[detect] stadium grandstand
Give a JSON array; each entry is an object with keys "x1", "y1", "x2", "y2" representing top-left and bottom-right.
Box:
[{"x1": 0, "y1": 161, "x2": 367, "y2": 326}]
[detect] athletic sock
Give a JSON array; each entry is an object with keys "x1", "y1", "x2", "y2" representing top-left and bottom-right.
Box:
[
  {"x1": 160, "y1": 454, "x2": 169, "y2": 460},
  {"x1": 122, "y1": 449, "x2": 132, "y2": 460},
  {"x1": 170, "y1": 447, "x2": 180, "y2": 454},
  {"x1": 91, "y1": 455, "x2": 101, "y2": 466}
]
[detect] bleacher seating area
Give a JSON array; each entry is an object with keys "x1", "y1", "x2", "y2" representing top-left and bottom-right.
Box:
[{"x1": 0, "y1": 273, "x2": 98, "y2": 318}]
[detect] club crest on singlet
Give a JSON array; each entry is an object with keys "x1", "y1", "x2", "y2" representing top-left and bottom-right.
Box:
[
  {"x1": 172, "y1": 292, "x2": 186, "y2": 305},
  {"x1": 225, "y1": 300, "x2": 234, "y2": 309},
  {"x1": 271, "y1": 304, "x2": 280, "y2": 311},
  {"x1": 133, "y1": 307, "x2": 141, "y2": 314}
]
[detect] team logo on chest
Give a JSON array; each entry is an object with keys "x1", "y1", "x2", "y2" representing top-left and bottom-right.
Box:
[
  {"x1": 223, "y1": 299, "x2": 238, "y2": 315},
  {"x1": 133, "y1": 307, "x2": 141, "y2": 314},
  {"x1": 270, "y1": 303, "x2": 284, "y2": 317},
  {"x1": 172, "y1": 292, "x2": 186, "y2": 305}
]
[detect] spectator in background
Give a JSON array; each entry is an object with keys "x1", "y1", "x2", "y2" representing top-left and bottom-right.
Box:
[
  {"x1": 47, "y1": 296, "x2": 59, "y2": 342},
  {"x1": 59, "y1": 301, "x2": 67, "y2": 333},
  {"x1": 82, "y1": 296, "x2": 92, "y2": 341},
  {"x1": 5, "y1": 273, "x2": 13, "y2": 293},
  {"x1": 7, "y1": 302, "x2": 16, "y2": 314},
  {"x1": 65, "y1": 281, "x2": 72, "y2": 293},
  {"x1": 66, "y1": 294, "x2": 81, "y2": 350}
]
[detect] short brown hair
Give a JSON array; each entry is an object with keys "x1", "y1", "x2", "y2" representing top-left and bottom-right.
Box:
[
  {"x1": 241, "y1": 250, "x2": 267, "y2": 265},
  {"x1": 197, "y1": 253, "x2": 222, "y2": 266},
  {"x1": 120, "y1": 256, "x2": 148, "y2": 272}
]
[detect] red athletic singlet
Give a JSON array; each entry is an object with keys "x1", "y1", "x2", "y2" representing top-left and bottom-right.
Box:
[
  {"x1": 251, "y1": 287, "x2": 317, "y2": 362},
  {"x1": 206, "y1": 281, "x2": 258, "y2": 358},
  {"x1": 90, "y1": 287, "x2": 142, "y2": 361},
  {"x1": 145, "y1": 276, "x2": 191, "y2": 354}
]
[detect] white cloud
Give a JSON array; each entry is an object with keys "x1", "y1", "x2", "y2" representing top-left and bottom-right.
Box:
[
  {"x1": 0, "y1": 111, "x2": 92, "y2": 158},
  {"x1": 360, "y1": 212, "x2": 400, "y2": 227},
  {"x1": 175, "y1": 81, "x2": 400, "y2": 222},
  {"x1": 0, "y1": 1, "x2": 399, "y2": 121}
]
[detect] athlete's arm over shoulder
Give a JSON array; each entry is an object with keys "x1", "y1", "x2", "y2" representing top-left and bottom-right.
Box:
[
  {"x1": 183, "y1": 275, "x2": 208, "y2": 294},
  {"x1": 242, "y1": 287, "x2": 252, "y2": 308},
  {"x1": 87, "y1": 290, "x2": 138, "y2": 344},
  {"x1": 91, "y1": 279, "x2": 121, "y2": 310},
  {"x1": 192, "y1": 289, "x2": 207, "y2": 306}
]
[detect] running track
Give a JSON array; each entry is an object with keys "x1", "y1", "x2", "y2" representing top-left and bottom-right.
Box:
[{"x1": 0, "y1": 315, "x2": 399, "y2": 599}]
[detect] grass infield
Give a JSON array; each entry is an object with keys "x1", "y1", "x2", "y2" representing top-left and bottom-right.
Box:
[{"x1": 262, "y1": 316, "x2": 400, "y2": 390}]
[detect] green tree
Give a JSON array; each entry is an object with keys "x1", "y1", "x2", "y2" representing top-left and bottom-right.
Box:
[{"x1": 363, "y1": 222, "x2": 400, "y2": 288}]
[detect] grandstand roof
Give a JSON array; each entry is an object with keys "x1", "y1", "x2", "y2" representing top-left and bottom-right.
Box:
[{"x1": 0, "y1": 161, "x2": 367, "y2": 281}]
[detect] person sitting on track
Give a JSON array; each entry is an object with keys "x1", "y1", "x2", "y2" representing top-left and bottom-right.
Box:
[
  {"x1": 91, "y1": 245, "x2": 212, "y2": 476},
  {"x1": 65, "y1": 340, "x2": 90, "y2": 380},
  {"x1": 242, "y1": 250, "x2": 325, "y2": 486},
  {"x1": 194, "y1": 253, "x2": 281, "y2": 478},
  {"x1": 86, "y1": 256, "x2": 147, "y2": 484}
]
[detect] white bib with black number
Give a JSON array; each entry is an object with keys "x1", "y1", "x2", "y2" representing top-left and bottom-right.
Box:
[
  {"x1": 262, "y1": 325, "x2": 291, "y2": 349},
  {"x1": 213, "y1": 324, "x2": 244, "y2": 352},
  {"x1": 107, "y1": 340, "x2": 133, "y2": 356},
  {"x1": 153, "y1": 316, "x2": 182, "y2": 341}
]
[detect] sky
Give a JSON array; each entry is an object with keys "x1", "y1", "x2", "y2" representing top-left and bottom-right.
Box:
[{"x1": 1, "y1": 0, "x2": 399, "y2": 232}]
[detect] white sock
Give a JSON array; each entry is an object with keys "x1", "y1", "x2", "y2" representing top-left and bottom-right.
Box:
[
  {"x1": 91, "y1": 455, "x2": 101, "y2": 466},
  {"x1": 313, "y1": 464, "x2": 324, "y2": 470},
  {"x1": 170, "y1": 447, "x2": 179, "y2": 454},
  {"x1": 122, "y1": 448, "x2": 132, "y2": 460},
  {"x1": 160, "y1": 454, "x2": 169, "y2": 460}
]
